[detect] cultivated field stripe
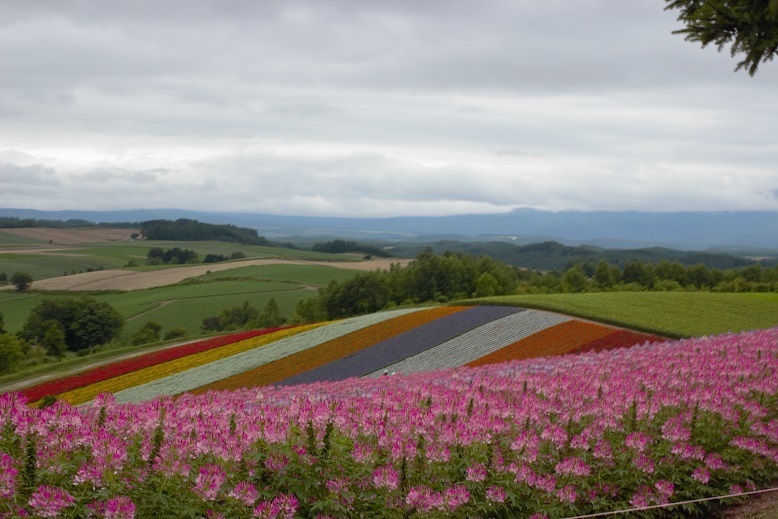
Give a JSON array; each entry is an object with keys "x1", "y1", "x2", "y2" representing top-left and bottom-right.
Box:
[
  {"x1": 54, "y1": 325, "x2": 323, "y2": 405},
  {"x1": 365, "y1": 309, "x2": 571, "y2": 377},
  {"x1": 278, "y1": 305, "x2": 523, "y2": 386},
  {"x1": 21, "y1": 328, "x2": 284, "y2": 403},
  {"x1": 189, "y1": 306, "x2": 467, "y2": 394},
  {"x1": 108, "y1": 307, "x2": 426, "y2": 403},
  {"x1": 467, "y1": 319, "x2": 614, "y2": 367}
]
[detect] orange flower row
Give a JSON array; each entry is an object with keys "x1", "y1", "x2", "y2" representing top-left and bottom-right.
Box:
[
  {"x1": 467, "y1": 320, "x2": 613, "y2": 367},
  {"x1": 192, "y1": 306, "x2": 467, "y2": 393}
]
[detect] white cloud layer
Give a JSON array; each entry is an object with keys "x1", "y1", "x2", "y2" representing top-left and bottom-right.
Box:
[{"x1": 1, "y1": 0, "x2": 777, "y2": 217}]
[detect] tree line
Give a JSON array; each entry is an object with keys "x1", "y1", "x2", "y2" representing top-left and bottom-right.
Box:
[
  {"x1": 291, "y1": 252, "x2": 778, "y2": 323},
  {"x1": 0, "y1": 217, "x2": 137, "y2": 229},
  {"x1": 389, "y1": 240, "x2": 773, "y2": 272},
  {"x1": 312, "y1": 239, "x2": 392, "y2": 258},
  {"x1": 140, "y1": 219, "x2": 270, "y2": 245},
  {"x1": 293, "y1": 251, "x2": 522, "y2": 322},
  {"x1": 525, "y1": 259, "x2": 778, "y2": 294},
  {"x1": 145, "y1": 247, "x2": 247, "y2": 265}
]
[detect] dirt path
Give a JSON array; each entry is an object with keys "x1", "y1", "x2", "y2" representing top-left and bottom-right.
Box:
[
  {"x1": 127, "y1": 300, "x2": 174, "y2": 321},
  {"x1": 0, "y1": 258, "x2": 410, "y2": 292}
]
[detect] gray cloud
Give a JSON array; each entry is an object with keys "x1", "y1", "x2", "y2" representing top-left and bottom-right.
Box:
[
  {"x1": 0, "y1": 0, "x2": 776, "y2": 216},
  {"x1": 0, "y1": 162, "x2": 61, "y2": 187}
]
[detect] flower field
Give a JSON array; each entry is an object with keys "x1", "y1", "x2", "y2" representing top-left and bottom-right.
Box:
[
  {"x1": 12, "y1": 306, "x2": 667, "y2": 406},
  {"x1": 0, "y1": 327, "x2": 776, "y2": 518},
  {"x1": 21, "y1": 326, "x2": 325, "y2": 407},
  {"x1": 468, "y1": 320, "x2": 629, "y2": 367},
  {"x1": 189, "y1": 306, "x2": 468, "y2": 394}
]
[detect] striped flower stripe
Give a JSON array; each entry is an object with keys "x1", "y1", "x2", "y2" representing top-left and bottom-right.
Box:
[
  {"x1": 52, "y1": 324, "x2": 323, "y2": 405},
  {"x1": 109, "y1": 307, "x2": 427, "y2": 403},
  {"x1": 278, "y1": 305, "x2": 523, "y2": 386},
  {"x1": 467, "y1": 319, "x2": 615, "y2": 367},
  {"x1": 190, "y1": 306, "x2": 468, "y2": 393},
  {"x1": 571, "y1": 329, "x2": 669, "y2": 354},
  {"x1": 365, "y1": 309, "x2": 572, "y2": 377},
  {"x1": 20, "y1": 329, "x2": 282, "y2": 403}
]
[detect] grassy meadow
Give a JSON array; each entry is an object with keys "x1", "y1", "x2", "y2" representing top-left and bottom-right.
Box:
[
  {"x1": 0, "y1": 263, "x2": 360, "y2": 339},
  {"x1": 468, "y1": 291, "x2": 778, "y2": 338},
  {"x1": 0, "y1": 237, "x2": 355, "y2": 281}
]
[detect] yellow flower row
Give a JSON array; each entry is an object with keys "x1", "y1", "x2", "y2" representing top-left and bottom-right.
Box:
[{"x1": 50, "y1": 323, "x2": 326, "y2": 405}]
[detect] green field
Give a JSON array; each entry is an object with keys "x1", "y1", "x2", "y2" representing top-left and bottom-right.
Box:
[
  {"x1": 0, "y1": 239, "x2": 358, "y2": 282},
  {"x1": 467, "y1": 292, "x2": 778, "y2": 338},
  {"x1": 0, "y1": 233, "x2": 42, "y2": 246},
  {"x1": 0, "y1": 264, "x2": 360, "y2": 339}
]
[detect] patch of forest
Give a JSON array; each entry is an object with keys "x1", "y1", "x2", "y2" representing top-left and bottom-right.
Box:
[
  {"x1": 139, "y1": 219, "x2": 271, "y2": 245},
  {"x1": 389, "y1": 240, "x2": 777, "y2": 270}
]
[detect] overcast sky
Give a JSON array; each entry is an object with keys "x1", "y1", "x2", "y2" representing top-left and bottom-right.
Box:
[{"x1": 1, "y1": 0, "x2": 777, "y2": 217}]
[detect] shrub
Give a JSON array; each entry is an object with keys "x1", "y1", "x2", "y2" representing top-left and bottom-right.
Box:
[
  {"x1": 131, "y1": 322, "x2": 163, "y2": 346},
  {"x1": 163, "y1": 327, "x2": 188, "y2": 341},
  {"x1": 10, "y1": 271, "x2": 33, "y2": 291},
  {"x1": 0, "y1": 334, "x2": 25, "y2": 373}
]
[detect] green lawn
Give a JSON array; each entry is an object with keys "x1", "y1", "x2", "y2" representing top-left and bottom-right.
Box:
[{"x1": 464, "y1": 292, "x2": 778, "y2": 338}]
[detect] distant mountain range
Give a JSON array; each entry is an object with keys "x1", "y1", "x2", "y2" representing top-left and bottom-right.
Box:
[{"x1": 1, "y1": 207, "x2": 777, "y2": 251}]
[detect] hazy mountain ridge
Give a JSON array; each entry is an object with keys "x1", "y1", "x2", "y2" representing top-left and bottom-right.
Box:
[{"x1": 1, "y1": 207, "x2": 777, "y2": 251}]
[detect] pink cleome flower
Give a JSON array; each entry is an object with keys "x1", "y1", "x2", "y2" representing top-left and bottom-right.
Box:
[
  {"x1": 654, "y1": 480, "x2": 675, "y2": 499},
  {"x1": 0, "y1": 453, "x2": 18, "y2": 498},
  {"x1": 28, "y1": 485, "x2": 75, "y2": 518},
  {"x1": 554, "y1": 456, "x2": 591, "y2": 477},
  {"x1": 465, "y1": 463, "x2": 488, "y2": 482},
  {"x1": 625, "y1": 432, "x2": 652, "y2": 452},
  {"x1": 90, "y1": 496, "x2": 136, "y2": 519},
  {"x1": 485, "y1": 485, "x2": 507, "y2": 503},
  {"x1": 692, "y1": 467, "x2": 711, "y2": 484},
  {"x1": 194, "y1": 464, "x2": 226, "y2": 501},
  {"x1": 229, "y1": 481, "x2": 259, "y2": 507},
  {"x1": 556, "y1": 485, "x2": 577, "y2": 504},
  {"x1": 253, "y1": 494, "x2": 299, "y2": 519},
  {"x1": 372, "y1": 466, "x2": 400, "y2": 490}
]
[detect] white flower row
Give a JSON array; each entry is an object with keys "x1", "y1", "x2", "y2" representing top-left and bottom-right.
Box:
[
  {"x1": 108, "y1": 308, "x2": 427, "y2": 403},
  {"x1": 365, "y1": 309, "x2": 571, "y2": 377}
]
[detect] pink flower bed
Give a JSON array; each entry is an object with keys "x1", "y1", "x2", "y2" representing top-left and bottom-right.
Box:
[{"x1": 0, "y1": 327, "x2": 776, "y2": 518}]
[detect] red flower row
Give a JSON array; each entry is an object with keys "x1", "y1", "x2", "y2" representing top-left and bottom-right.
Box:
[
  {"x1": 572, "y1": 329, "x2": 669, "y2": 354},
  {"x1": 19, "y1": 327, "x2": 291, "y2": 403}
]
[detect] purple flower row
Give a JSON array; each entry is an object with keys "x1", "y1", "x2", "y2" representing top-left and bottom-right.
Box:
[{"x1": 276, "y1": 305, "x2": 523, "y2": 385}]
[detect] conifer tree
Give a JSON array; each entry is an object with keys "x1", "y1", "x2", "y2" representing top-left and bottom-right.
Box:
[{"x1": 665, "y1": 0, "x2": 778, "y2": 75}]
